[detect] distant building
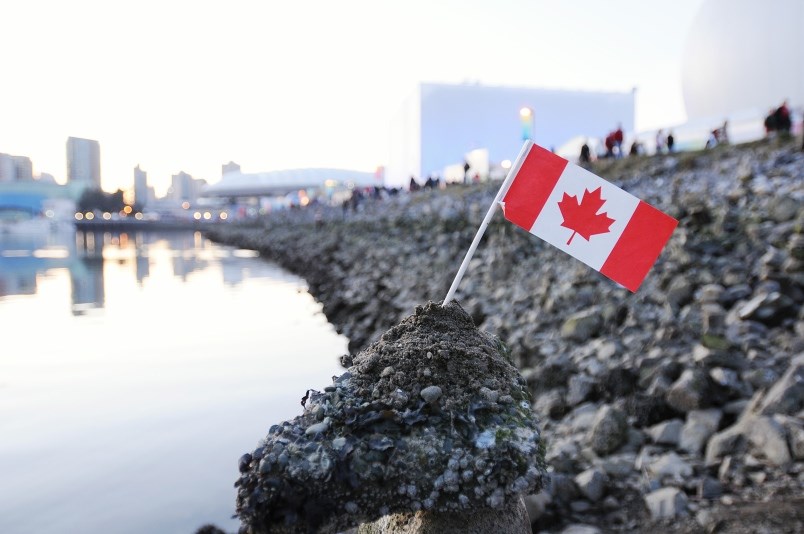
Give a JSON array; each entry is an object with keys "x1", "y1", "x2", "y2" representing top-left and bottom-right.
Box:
[
  {"x1": 169, "y1": 171, "x2": 206, "y2": 203},
  {"x1": 67, "y1": 137, "x2": 101, "y2": 188},
  {"x1": 0, "y1": 153, "x2": 34, "y2": 182},
  {"x1": 133, "y1": 165, "x2": 148, "y2": 207},
  {"x1": 222, "y1": 161, "x2": 241, "y2": 176},
  {"x1": 203, "y1": 168, "x2": 377, "y2": 198},
  {"x1": 682, "y1": 0, "x2": 803, "y2": 121},
  {"x1": 387, "y1": 82, "x2": 635, "y2": 186},
  {"x1": 37, "y1": 172, "x2": 56, "y2": 184}
]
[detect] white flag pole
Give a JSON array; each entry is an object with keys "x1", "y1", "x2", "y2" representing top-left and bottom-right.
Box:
[{"x1": 443, "y1": 140, "x2": 533, "y2": 305}]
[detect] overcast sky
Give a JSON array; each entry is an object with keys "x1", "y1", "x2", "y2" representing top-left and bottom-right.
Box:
[{"x1": 0, "y1": 0, "x2": 705, "y2": 195}]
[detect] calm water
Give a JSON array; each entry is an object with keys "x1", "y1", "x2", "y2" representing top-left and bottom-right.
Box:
[{"x1": 0, "y1": 229, "x2": 348, "y2": 534}]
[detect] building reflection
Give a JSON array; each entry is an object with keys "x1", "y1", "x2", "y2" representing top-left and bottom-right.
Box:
[
  {"x1": 0, "y1": 230, "x2": 277, "y2": 313},
  {"x1": 70, "y1": 230, "x2": 105, "y2": 314}
]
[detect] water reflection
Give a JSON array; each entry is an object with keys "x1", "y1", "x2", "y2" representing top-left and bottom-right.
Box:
[
  {"x1": 0, "y1": 230, "x2": 280, "y2": 315},
  {"x1": 0, "y1": 229, "x2": 348, "y2": 534}
]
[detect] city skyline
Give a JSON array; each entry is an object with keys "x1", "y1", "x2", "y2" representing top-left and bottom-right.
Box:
[{"x1": 0, "y1": 0, "x2": 706, "y2": 195}]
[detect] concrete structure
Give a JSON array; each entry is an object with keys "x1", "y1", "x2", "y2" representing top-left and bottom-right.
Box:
[
  {"x1": 133, "y1": 165, "x2": 148, "y2": 207},
  {"x1": 0, "y1": 153, "x2": 34, "y2": 182},
  {"x1": 202, "y1": 168, "x2": 378, "y2": 198},
  {"x1": 222, "y1": 161, "x2": 241, "y2": 176},
  {"x1": 0, "y1": 180, "x2": 84, "y2": 220},
  {"x1": 386, "y1": 82, "x2": 635, "y2": 187},
  {"x1": 67, "y1": 137, "x2": 101, "y2": 188},
  {"x1": 682, "y1": 0, "x2": 804, "y2": 122},
  {"x1": 169, "y1": 171, "x2": 206, "y2": 203}
]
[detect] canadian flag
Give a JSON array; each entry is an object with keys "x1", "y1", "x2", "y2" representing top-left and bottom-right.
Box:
[{"x1": 501, "y1": 142, "x2": 678, "y2": 292}]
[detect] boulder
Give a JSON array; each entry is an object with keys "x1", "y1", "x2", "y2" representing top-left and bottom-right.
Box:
[
  {"x1": 234, "y1": 303, "x2": 546, "y2": 534},
  {"x1": 679, "y1": 409, "x2": 722, "y2": 454},
  {"x1": 644, "y1": 487, "x2": 688, "y2": 520},
  {"x1": 666, "y1": 369, "x2": 712, "y2": 412},
  {"x1": 587, "y1": 405, "x2": 629, "y2": 456},
  {"x1": 757, "y1": 353, "x2": 804, "y2": 416}
]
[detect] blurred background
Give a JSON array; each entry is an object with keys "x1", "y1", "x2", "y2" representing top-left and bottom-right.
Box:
[{"x1": 0, "y1": 0, "x2": 801, "y2": 532}]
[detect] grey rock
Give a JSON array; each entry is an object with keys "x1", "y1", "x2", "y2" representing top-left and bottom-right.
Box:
[
  {"x1": 706, "y1": 424, "x2": 748, "y2": 465},
  {"x1": 546, "y1": 438, "x2": 581, "y2": 473},
  {"x1": 420, "y1": 385, "x2": 443, "y2": 404},
  {"x1": 561, "y1": 308, "x2": 603, "y2": 341},
  {"x1": 743, "y1": 368, "x2": 779, "y2": 389},
  {"x1": 235, "y1": 303, "x2": 546, "y2": 534},
  {"x1": 769, "y1": 195, "x2": 800, "y2": 222},
  {"x1": 775, "y1": 415, "x2": 804, "y2": 460},
  {"x1": 757, "y1": 353, "x2": 804, "y2": 416},
  {"x1": 747, "y1": 415, "x2": 791, "y2": 466},
  {"x1": 666, "y1": 276, "x2": 694, "y2": 309},
  {"x1": 737, "y1": 291, "x2": 795, "y2": 324},
  {"x1": 644, "y1": 487, "x2": 688, "y2": 520},
  {"x1": 574, "y1": 468, "x2": 607, "y2": 502},
  {"x1": 547, "y1": 473, "x2": 579, "y2": 504},
  {"x1": 647, "y1": 419, "x2": 683, "y2": 446},
  {"x1": 597, "y1": 453, "x2": 636, "y2": 477},
  {"x1": 692, "y1": 344, "x2": 739, "y2": 369},
  {"x1": 648, "y1": 452, "x2": 693, "y2": 479},
  {"x1": 697, "y1": 477, "x2": 723, "y2": 499},
  {"x1": 587, "y1": 405, "x2": 629, "y2": 456},
  {"x1": 522, "y1": 491, "x2": 551, "y2": 522},
  {"x1": 710, "y1": 367, "x2": 751, "y2": 396},
  {"x1": 701, "y1": 303, "x2": 727, "y2": 334},
  {"x1": 560, "y1": 525, "x2": 603, "y2": 534},
  {"x1": 679, "y1": 409, "x2": 723, "y2": 454},
  {"x1": 570, "y1": 402, "x2": 600, "y2": 432},
  {"x1": 533, "y1": 389, "x2": 567, "y2": 420},
  {"x1": 566, "y1": 374, "x2": 597, "y2": 406},
  {"x1": 305, "y1": 419, "x2": 331, "y2": 436},
  {"x1": 667, "y1": 369, "x2": 711, "y2": 412},
  {"x1": 698, "y1": 283, "x2": 725, "y2": 304},
  {"x1": 358, "y1": 496, "x2": 531, "y2": 534}
]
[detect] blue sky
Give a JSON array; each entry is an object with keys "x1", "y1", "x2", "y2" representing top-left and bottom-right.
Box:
[{"x1": 0, "y1": 0, "x2": 704, "y2": 194}]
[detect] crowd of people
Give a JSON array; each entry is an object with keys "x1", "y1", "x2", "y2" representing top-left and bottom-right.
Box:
[
  {"x1": 580, "y1": 99, "x2": 803, "y2": 163},
  {"x1": 579, "y1": 123, "x2": 676, "y2": 163},
  {"x1": 331, "y1": 100, "x2": 804, "y2": 223}
]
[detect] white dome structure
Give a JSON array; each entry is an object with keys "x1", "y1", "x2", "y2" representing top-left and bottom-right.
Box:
[{"x1": 682, "y1": 0, "x2": 804, "y2": 120}]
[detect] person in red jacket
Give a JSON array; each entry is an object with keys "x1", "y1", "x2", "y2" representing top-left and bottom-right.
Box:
[{"x1": 613, "y1": 124, "x2": 624, "y2": 158}]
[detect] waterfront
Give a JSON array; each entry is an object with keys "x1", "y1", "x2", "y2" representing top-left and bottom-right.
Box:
[{"x1": 0, "y1": 230, "x2": 348, "y2": 533}]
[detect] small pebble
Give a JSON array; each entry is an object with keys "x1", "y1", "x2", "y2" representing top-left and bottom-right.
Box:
[{"x1": 420, "y1": 385, "x2": 443, "y2": 403}]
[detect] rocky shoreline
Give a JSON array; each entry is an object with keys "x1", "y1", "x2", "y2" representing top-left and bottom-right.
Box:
[{"x1": 207, "y1": 138, "x2": 804, "y2": 533}]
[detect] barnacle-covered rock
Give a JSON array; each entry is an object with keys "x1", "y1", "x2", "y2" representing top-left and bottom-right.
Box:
[{"x1": 235, "y1": 301, "x2": 546, "y2": 533}]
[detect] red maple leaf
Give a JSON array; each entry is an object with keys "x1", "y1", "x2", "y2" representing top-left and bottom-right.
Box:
[{"x1": 557, "y1": 187, "x2": 616, "y2": 245}]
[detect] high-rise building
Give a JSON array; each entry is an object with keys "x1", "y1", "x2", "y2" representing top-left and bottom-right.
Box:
[
  {"x1": 169, "y1": 171, "x2": 206, "y2": 203},
  {"x1": 222, "y1": 161, "x2": 241, "y2": 176},
  {"x1": 0, "y1": 153, "x2": 33, "y2": 182},
  {"x1": 67, "y1": 137, "x2": 101, "y2": 188},
  {"x1": 0, "y1": 154, "x2": 16, "y2": 182},
  {"x1": 133, "y1": 165, "x2": 148, "y2": 207}
]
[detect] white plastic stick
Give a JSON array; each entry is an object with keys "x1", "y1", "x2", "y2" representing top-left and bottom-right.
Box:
[{"x1": 443, "y1": 140, "x2": 533, "y2": 305}]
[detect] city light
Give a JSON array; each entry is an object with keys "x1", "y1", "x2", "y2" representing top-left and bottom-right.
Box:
[
  {"x1": 219, "y1": 212, "x2": 228, "y2": 220},
  {"x1": 520, "y1": 106, "x2": 534, "y2": 141},
  {"x1": 203, "y1": 212, "x2": 212, "y2": 220},
  {"x1": 123, "y1": 205, "x2": 133, "y2": 214},
  {"x1": 134, "y1": 212, "x2": 143, "y2": 220},
  {"x1": 102, "y1": 212, "x2": 111, "y2": 220},
  {"x1": 85, "y1": 212, "x2": 95, "y2": 220},
  {"x1": 75, "y1": 213, "x2": 84, "y2": 220},
  {"x1": 193, "y1": 212, "x2": 202, "y2": 220},
  {"x1": 45, "y1": 210, "x2": 54, "y2": 218},
  {"x1": 501, "y1": 159, "x2": 512, "y2": 169},
  {"x1": 181, "y1": 202, "x2": 190, "y2": 210}
]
